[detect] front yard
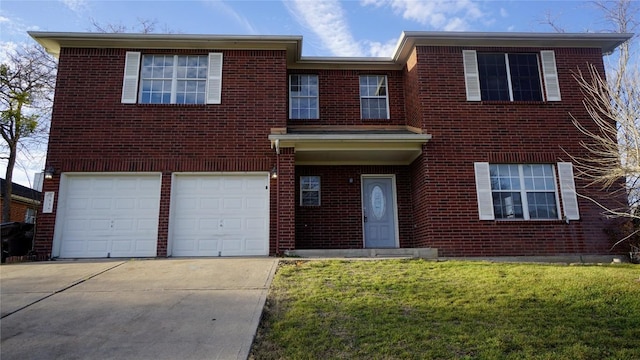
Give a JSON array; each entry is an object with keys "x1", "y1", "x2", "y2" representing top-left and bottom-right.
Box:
[{"x1": 250, "y1": 259, "x2": 640, "y2": 359}]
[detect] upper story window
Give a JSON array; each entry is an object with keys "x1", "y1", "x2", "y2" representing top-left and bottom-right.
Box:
[
  {"x1": 463, "y1": 50, "x2": 561, "y2": 102},
  {"x1": 359, "y1": 75, "x2": 389, "y2": 119},
  {"x1": 139, "y1": 55, "x2": 208, "y2": 104},
  {"x1": 121, "y1": 52, "x2": 223, "y2": 105},
  {"x1": 477, "y1": 53, "x2": 542, "y2": 101},
  {"x1": 289, "y1": 75, "x2": 318, "y2": 119}
]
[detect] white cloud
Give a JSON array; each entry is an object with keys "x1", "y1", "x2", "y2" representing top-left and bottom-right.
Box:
[
  {"x1": 364, "y1": 38, "x2": 398, "y2": 58},
  {"x1": 285, "y1": 0, "x2": 364, "y2": 56},
  {"x1": 361, "y1": 0, "x2": 486, "y2": 31},
  {"x1": 204, "y1": 1, "x2": 258, "y2": 34},
  {"x1": 500, "y1": 8, "x2": 509, "y2": 18},
  {"x1": 60, "y1": 0, "x2": 88, "y2": 13}
]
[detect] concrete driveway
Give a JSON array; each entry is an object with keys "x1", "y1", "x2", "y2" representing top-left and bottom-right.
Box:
[{"x1": 0, "y1": 258, "x2": 278, "y2": 360}]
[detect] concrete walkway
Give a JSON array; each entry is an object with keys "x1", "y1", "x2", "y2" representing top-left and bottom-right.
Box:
[{"x1": 0, "y1": 258, "x2": 278, "y2": 360}]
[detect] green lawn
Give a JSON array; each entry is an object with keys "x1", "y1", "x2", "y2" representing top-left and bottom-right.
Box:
[{"x1": 250, "y1": 260, "x2": 640, "y2": 360}]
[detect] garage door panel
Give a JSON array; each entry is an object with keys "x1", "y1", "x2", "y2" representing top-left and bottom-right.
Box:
[
  {"x1": 245, "y1": 238, "x2": 267, "y2": 251},
  {"x1": 246, "y1": 197, "x2": 267, "y2": 209},
  {"x1": 93, "y1": 178, "x2": 115, "y2": 191},
  {"x1": 139, "y1": 197, "x2": 161, "y2": 210},
  {"x1": 246, "y1": 218, "x2": 267, "y2": 231},
  {"x1": 221, "y1": 240, "x2": 242, "y2": 252},
  {"x1": 223, "y1": 198, "x2": 243, "y2": 211},
  {"x1": 200, "y1": 198, "x2": 221, "y2": 210},
  {"x1": 173, "y1": 237, "x2": 195, "y2": 251},
  {"x1": 198, "y1": 218, "x2": 220, "y2": 232},
  {"x1": 171, "y1": 174, "x2": 269, "y2": 256},
  {"x1": 56, "y1": 174, "x2": 161, "y2": 258},
  {"x1": 115, "y1": 198, "x2": 135, "y2": 210}
]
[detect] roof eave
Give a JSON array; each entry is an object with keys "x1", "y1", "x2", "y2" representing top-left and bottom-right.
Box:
[
  {"x1": 28, "y1": 31, "x2": 303, "y2": 61},
  {"x1": 393, "y1": 31, "x2": 634, "y2": 64}
]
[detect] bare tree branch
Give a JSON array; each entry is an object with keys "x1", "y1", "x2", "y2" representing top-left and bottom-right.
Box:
[{"x1": 563, "y1": 0, "x2": 640, "y2": 253}]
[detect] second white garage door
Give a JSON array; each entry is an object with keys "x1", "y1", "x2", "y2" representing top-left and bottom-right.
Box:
[{"x1": 170, "y1": 173, "x2": 270, "y2": 256}]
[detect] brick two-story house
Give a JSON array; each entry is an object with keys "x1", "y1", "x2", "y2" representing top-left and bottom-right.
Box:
[{"x1": 29, "y1": 31, "x2": 630, "y2": 259}]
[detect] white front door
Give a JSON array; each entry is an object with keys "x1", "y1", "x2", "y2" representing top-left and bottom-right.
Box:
[
  {"x1": 54, "y1": 174, "x2": 161, "y2": 258},
  {"x1": 170, "y1": 174, "x2": 269, "y2": 256},
  {"x1": 362, "y1": 176, "x2": 398, "y2": 248}
]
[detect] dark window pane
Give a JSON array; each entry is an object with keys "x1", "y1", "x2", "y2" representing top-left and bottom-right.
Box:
[
  {"x1": 527, "y1": 192, "x2": 557, "y2": 219},
  {"x1": 492, "y1": 192, "x2": 523, "y2": 219},
  {"x1": 478, "y1": 53, "x2": 509, "y2": 101},
  {"x1": 509, "y1": 54, "x2": 543, "y2": 101}
]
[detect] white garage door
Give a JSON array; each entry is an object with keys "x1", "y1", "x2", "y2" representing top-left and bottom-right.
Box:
[
  {"x1": 170, "y1": 174, "x2": 269, "y2": 256},
  {"x1": 55, "y1": 174, "x2": 161, "y2": 258}
]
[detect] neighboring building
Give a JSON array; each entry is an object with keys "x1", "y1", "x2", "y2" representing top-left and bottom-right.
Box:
[
  {"x1": 29, "y1": 31, "x2": 631, "y2": 259},
  {"x1": 1, "y1": 178, "x2": 41, "y2": 223}
]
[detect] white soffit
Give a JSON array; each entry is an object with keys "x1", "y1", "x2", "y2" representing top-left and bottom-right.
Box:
[{"x1": 269, "y1": 133, "x2": 432, "y2": 165}]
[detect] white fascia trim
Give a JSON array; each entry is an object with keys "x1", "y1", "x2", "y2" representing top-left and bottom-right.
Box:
[{"x1": 269, "y1": 133, "x2": 432, "y2": 147}]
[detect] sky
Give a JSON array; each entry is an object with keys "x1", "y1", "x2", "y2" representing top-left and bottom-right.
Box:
[{"x1": 0, "y1": 0, "x2": 631, "y2": 187}]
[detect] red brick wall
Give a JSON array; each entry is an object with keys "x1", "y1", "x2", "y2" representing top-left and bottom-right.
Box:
[
  {"x1": 287, "y1": 69, "x2": 405, "y2": 126},
  {"x1": 295, "y1": 165, "x2": 414, "y2": 249},
  {"x1": 35, "y1": 47, "x2": 289, "y2": 256},
  {"x1": 408, "y1": 46, "x2": 621, "y2": 256},
  {"x1": 36, "y1": 42, "x2": 623, "y2": 258},
  {"x1": 0, "y1": 199, "x2": 36, "y2": 223}
]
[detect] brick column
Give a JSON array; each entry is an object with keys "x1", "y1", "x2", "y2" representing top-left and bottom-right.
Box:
[
  {"x1": 33, "y1": 173, "x2": 60, "y2": 259},
  {"x1": 275, "y1": 149, "x2": 296, "y2": 254},
  {"x1": 155, "y1": 172, "x2": 172, "y2": 257}
]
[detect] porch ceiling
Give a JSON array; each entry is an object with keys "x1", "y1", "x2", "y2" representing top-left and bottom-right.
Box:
[{"x1": 268, "y1": 127, "x2": 432, "y2": 165}]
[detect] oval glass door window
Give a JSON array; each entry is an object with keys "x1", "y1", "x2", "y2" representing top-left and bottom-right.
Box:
[{"x1": 371, "y1": 185, "x2": 385, "y2": 220}]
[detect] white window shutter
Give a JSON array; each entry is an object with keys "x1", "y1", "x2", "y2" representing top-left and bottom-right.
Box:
[
  {"x1": 463, "y1": 50, "x2": 481, "y2": 101},
  {"x1": 121, "y1": 51, "x2": 141, "y2": 104},
  {"x1": 557, "y1": 162, "x2": 580, "y2": 220},
  {"x1": 541, "y1": 50, "x2": 561, "y2": 102},
  {"x1": 474, "y1": 162, "x2": 495, "y2": 220},
  {"x1": 206, "y1": 53, "x2": 223, "y2": 104}
]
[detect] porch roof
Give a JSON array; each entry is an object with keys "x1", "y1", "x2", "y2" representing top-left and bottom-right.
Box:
[{"x1": 268, "y1": 126, "x2": 432, "y2": 165}]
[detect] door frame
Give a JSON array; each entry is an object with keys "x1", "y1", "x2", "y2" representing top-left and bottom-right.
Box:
[{"x1": 361, "y1": 174, "x2": 400, "y2": 249}]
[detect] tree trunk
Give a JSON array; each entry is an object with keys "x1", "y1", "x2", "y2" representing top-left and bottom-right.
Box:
[{"x1": 2, "y1": 140, "x2": 17, "y2": 222}]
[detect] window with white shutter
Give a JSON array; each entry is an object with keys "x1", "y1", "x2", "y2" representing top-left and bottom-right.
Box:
[
  {"x1": 475, "y1": 162, "x2": 576, "y2": 221},
  {"x1": 121, "y1": 52, "x2": 223, "y2": 105},
  {"x1": 463, "y1": 50, "x2": 481, "y2": 101},
  {"x1": 464, "y1": 50, "x2": 560, "y2": 102},
  {"x1": 121, "y1": 52, "x2": 141, "y2": 104},
  {"x1": 541, "y1": 51, "x2": 561, "y2": 101},
  {"x1": 557, "y1": 162, "x2": 579, "y2": 220},
  {"x1": 206, "y1": 53, "x2": 223, "y2": 104},
  {"x1": 474, "y1": 162, "x2": 495, "y2": 220}
]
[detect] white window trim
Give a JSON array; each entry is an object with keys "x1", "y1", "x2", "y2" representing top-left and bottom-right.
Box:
[
  {"x1": 289, "y1": 74, "x2": 319, "y2": 119},
  {"x1": 359, "y1": 75, "x2": 390, "y2": 119},
  {"x1": 300, "y1": 175, "x2": 321, "y2": 206},
  {"x1": 474, "y1": 162, "x2": 576, "y2": 221}
]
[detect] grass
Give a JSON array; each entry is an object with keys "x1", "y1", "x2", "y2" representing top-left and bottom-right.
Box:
[{"x1": 250, "y1": 259, "x2": 640, "y2": 360}]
